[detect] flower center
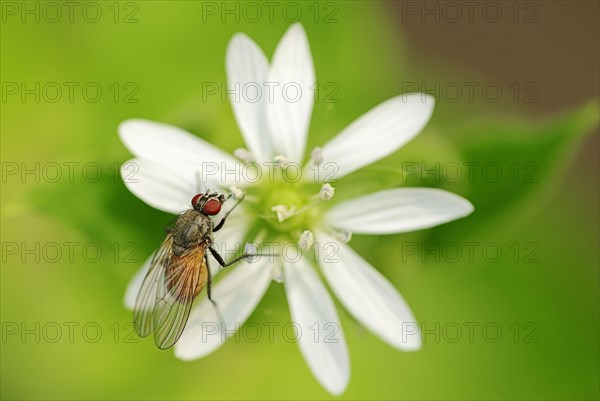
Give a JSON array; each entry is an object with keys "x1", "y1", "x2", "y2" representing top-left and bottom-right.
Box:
[
  {"x1": 262, "y1": 182, "x2": 318, "y2": 233},
  {"x1": 239, "y1": 157, "x2": 332, "y2": 241}
]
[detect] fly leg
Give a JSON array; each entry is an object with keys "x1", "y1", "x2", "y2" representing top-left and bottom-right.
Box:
[
  {"x1": 213, "y1": 192, "x2": 246, "y2": 232},
  {"x1": 205, "y1": 253, "x2": 224, "y2": 324},
  {"x1": 205, "y1": 253, "x2": 217, "y2": 307},
  {"x1": 209, "y1": 245, "x2": 269, "y2": 268}
]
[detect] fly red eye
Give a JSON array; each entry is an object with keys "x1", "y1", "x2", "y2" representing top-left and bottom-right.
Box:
[
  {"x1": 191, "y1": 194, "x2": 204, "y2": 207},
  {"x1": 202, "y1": 199, "x2": 221, "y2": 215}
]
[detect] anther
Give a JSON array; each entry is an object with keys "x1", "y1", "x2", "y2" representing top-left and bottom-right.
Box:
[
  {"x1": 274, "y1": 155, "x2": 289, "y2": 169},
  {"x1": 311, "y1": 147, "x2": 323, "y2": 165},
  {"x1": 319, "y1": 183, "x2": 335, "y2": 200},
  {"x1": 229, "y1": 186, "x2": 245, "y2": 199},
  {"x1": 270, "y1": 263, "x2": 284, "y2": 283},
  {"x1": 234, "y1": 148, "x2": 255, "y2": 163},
  {"x1": 298, "y1": 230, "x2": 315, "y2": 250},
  {"x1": 334, "y1": 230, "x2": 352, "y2": 243}
]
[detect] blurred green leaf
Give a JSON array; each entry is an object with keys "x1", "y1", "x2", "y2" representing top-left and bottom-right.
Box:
[{"x1": 434, "y1": 99, "x2": 599, "y2": 240}]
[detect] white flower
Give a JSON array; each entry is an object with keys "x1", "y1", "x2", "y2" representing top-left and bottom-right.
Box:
[{"x1": 120, "y1": 23, "x2": 474, "y2": 395}]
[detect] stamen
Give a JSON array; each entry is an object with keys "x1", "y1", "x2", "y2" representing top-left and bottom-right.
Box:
[
  {"x1": 311, "y1": 147, "x2": 323, "y2": 165},
  {"x1": 229, "y1": 186, "x2": 245, "y2": 199},
  {"x1": 244, "y1": 242, "x2": 259, "y2": 263},
  {"x1": 271, "y1": 204, "x2": 297, "y2": 222},
  {"x1": 270, "y1": 263, "x2": 284, "y2": 283},
  {"x1": 298, "y1": 230, "x2": 315, "y2": 250},
  {"x1": 274, "y1": 155, "x2": 289, "y2": 169},
  {"x1": 319, "y1": 183, "x2": 335, "y2": 200},
  {"x1": 234, "y1": 148, "x2": 255, "y2": 163},
  {"x1": 334, "y1": 230, "x2": 352, "y2": 243},
  {"x1": 244, "y1": 242, "x2": 257, "y2": 254}
]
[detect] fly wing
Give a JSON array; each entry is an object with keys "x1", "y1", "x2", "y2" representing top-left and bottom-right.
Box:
[
  {"x1": 133, "y1": 234, "x2": 173, "y2": 338},
  {"x1": 152, "y1": 243, "x2": 207, "y2": 349},
  {"x1": 133, "y1": 234, "x2": 208, "y2": 349}
]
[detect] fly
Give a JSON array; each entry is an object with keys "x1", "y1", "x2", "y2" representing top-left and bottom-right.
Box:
[{"x1": 133, "y1": 189, "x2": 253, "y2": 349}]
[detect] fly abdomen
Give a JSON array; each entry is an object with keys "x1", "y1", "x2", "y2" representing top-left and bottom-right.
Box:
[{"x1": 165, "y1": 244, "x2": 208, "y2": 302}]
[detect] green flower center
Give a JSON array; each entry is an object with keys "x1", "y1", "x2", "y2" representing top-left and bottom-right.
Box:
[{"x1": 242, "y1": 165, "x2": 325, "y2": 242}]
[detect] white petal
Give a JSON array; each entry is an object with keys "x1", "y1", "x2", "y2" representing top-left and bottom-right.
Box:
[
  {"x1": 123, "y1": 252, "x2": 154, "y2": 310},
  {"x1": 119, "y1": 119, "x2": 250, "y2": 192},
  {"x1": 226, "y1": 33, "x2": 271, "y2": 163},
  {"x1": 121, "y1": 156, "x2": 253, "y2": 214},
  {"x1": 325, "y1": 188, "x2": 474, "y2": 234},
  {"x1": 119, "y1": 119, "x2": 238, "y2": 165},
  {"x1": 174, "y1": 257, "x2": 272, "y2": 360},
  {"x1": 316, "y1": 231, "x2": 422, "y2": 351},
  {"x1": 121, "y1": 158, "x2": 195, "y2": 214},
  {"x1": 266, "y1": 23, "x2": 315, "y2": 164},
  {"x1": 313, "y1": 93, "x2": 434, "y2": 179},
  {"x1": 284, "y1": 258, "x2": 349, "y2": 395}
]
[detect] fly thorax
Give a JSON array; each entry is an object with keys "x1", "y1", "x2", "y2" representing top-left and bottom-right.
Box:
[{"x1": 172, "y1": 211, "x2": 212, "y2": 252}]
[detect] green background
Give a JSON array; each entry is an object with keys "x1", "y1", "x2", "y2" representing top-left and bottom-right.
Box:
[{"x1": 1, "y1": 1, "x2": 598, "y2": 400}]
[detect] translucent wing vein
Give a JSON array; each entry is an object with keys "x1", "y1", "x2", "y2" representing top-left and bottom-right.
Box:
[{"x1": 133, "y1": 234, "x2": 207, "y2": 349}]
